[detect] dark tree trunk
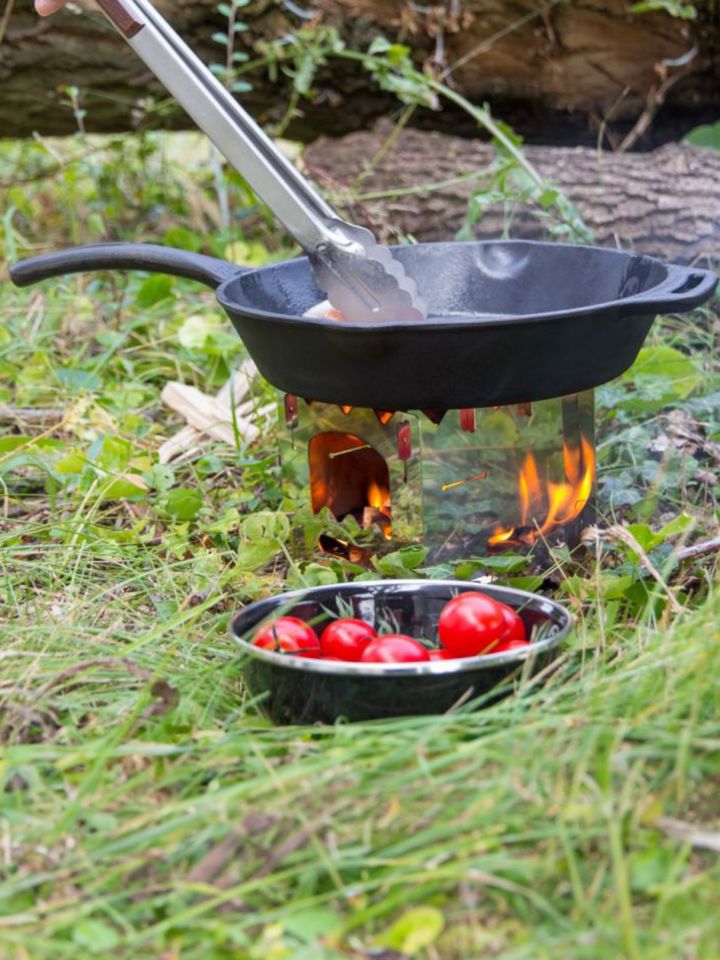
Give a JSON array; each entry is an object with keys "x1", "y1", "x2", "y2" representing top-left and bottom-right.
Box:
[
  {"x1": 303, "y1": 125, "x2": 720, "y2": 263},
  {"x1": 0, "y1": 0, "x2": 718, "y2": 145}
]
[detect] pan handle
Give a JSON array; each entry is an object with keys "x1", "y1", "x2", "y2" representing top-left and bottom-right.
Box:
[
  {"x1": 10, "y1": 243, "x2": 246, "y2": 290},
  {"x1": 632, "y1": 263, "x2": 717, "y2": 312}
]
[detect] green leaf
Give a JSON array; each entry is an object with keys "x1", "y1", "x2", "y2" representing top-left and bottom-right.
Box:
[
  {"x1": 287, "y1": 562, "x2": 339, "y2": 588},
  {"x1": 72, "y1": 919, "x2": 120, "y2": 953},
  {"x1": 233, "y1": 540, "x2": 280, "y2": 573},
  {"x1": 628, "y1": 513, "x2": 695, "y2": 554},
  {"x1": 56, "y1": 368, "x2": 102, "y2": 393},
  {"x1": 509, "y1": 576, "x2": 545, "y2": 592},
  {"x1": 600, "y1": 574, "x2": 636, "y2": 601},
  {"x1": 377, "y1": 906, "x2": 445, "y2": 955},
  {"x1": 177, "y1": 312, "x2": 238, "y2": 356},
  {"x1": 241, "y1": 511, "x2": 290, "y2": 544},
  {"x1": 684, "y1": 121, "x2": 720, "y2": 150},
  {"x1": 627, "y1": 522, "x2": 664, "y2": 553},
  {"x1": 88, "y1": 435, "x2": 134, "y2": 474},
  {"x1": 475, "y1": 553, "x2": 529, "y2": 574},
  {"x1": 658, "y1": 512, "x2": 695, "y2": 541},
  {"x1": 164, "y1": 488, "x2": 203, "y2": 520},
  {"x1": 162, "y1": 226, "x2": 203, "y2": 252},
  {"x1": 145, "y1": 464, "x2": 176, "y2": 493},
  {"x1": 135, "y1": 273, "x2": 174, "y2": 308},
  {"x1": 537, "y1": 187, "x2": 559, "y2": 208},
  {"x1": 624, "y1": 345, "x2": 702, "y2": 400},
  {"x1": 630, "y1": 0, "x2": 696, "y2": 18},
  {"x1": 0, "y1": 436, "x2": 30, "y2": 454},
  {"x1": 284, "y1": 906, "x2": 343, "y2": 943},
  {"x1": 375, "y1": 544, "x2": 428, "y2": 577},
  {"x1": 630, "y1": 845, "x2": 676, "y2": 893}
]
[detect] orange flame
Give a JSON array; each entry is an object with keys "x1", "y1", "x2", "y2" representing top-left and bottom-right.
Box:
[
  {"x1": 489, "y1": 435, "x2": 595, "y2": 548},
  {"x1": 367, "y1": 480, "x2": 388, "y2": 511},
  {"x1": 366, "y1": 480, "x2": 392, "y2": 539}
]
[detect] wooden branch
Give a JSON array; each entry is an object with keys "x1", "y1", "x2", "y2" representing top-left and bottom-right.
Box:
[{"x1": 675, "y1": 536, "x2": 720, "y2": 562}]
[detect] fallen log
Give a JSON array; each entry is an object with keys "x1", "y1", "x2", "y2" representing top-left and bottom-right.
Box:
[
  {"x1": 303, "y1": 125, "x2": 720, "y2": 263},
  {"x1": 0, "y1": 0, "x2": 717, "y2": 146}
]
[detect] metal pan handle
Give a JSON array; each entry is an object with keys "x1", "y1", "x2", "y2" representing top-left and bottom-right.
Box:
[
  {"x1": 10, "y1": 243, "x2": 245, "y2": 290},
  {"x1": 632, "y1": 263, "x2": 717, "y2": 312}
]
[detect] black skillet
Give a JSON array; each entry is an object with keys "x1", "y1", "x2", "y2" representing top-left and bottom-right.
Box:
[{"x1": 11, "y1": 239, "x2": 717, "y2": 410}]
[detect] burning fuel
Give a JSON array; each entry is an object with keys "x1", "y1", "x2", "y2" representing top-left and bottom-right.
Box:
[{"x1": 489, "y1": 435, "x2": 595, "y2": 548}]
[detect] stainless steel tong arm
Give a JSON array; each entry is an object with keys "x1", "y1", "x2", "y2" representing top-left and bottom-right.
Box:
[
  {"x1": 93, "y1": 0, "x2": 427, "y2": 322},
  {"x1": 95, "y1": 0, "x2": 354, "y2": 253}
]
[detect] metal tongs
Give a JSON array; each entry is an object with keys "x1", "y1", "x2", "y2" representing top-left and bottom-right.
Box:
[{"x1": 92, "y1": 0, "x2": 426, "y2": 323}]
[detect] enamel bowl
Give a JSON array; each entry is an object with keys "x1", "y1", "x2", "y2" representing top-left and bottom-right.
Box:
[{"x1": 229, "y1": 580, "x2": 572, "y2": 724}]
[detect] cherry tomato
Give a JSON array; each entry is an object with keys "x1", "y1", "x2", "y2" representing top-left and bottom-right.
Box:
[
  {"x1": 438, "y1": 591, "x2": 505, "y2": 657},
  {"x1": 496, "y1": 602, "x2": 527, "y2": 644},
  {"x1": 428, "y1": 649, "x2": 447, "y2": 661},
  {"x1": 492, "y1": 638, "x2": 531, "y2": 654},
  {"x1": 253, "y1": 616, "x2": 320, "y2": 658},
  {"x1": 360, "y1": 634, "x2": 430, "y2": 663},
  {"x1": 320, "y1": 618, "x2": 377, "y2": 661}
]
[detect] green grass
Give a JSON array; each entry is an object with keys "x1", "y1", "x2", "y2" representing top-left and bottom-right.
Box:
[{"x1": 1, "y1": 131, "x2": 719, "y2": 959}]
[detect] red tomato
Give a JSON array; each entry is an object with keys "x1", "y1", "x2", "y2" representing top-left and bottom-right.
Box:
[
  {"x1": 360, "y1": 634, "x2": 430, "y2": 663},
  {"x1": 492, "y1": 638, "x2": 531, "y2": 654},
  {"x1": 428, "y1": 649, "x2": 446, "y2": 661},
  {"x1": 320, "y1": 618, "x2": 377, "y2": 661},
  {"x1": 438, "y1": 591, "x2": 505, "y2": 657},
  {"x1": 496, "y1": 602, "x2": 527, "y2": 644},
  {"x1": 253, "y1": 616, "x2": 320, "y2": 658}
]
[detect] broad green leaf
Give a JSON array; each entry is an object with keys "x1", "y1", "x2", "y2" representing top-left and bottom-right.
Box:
[
  {"x1": 625, "y1": 346, "x2": 701, "y2": 400},
  {"x1": 241, "y1": 510, "x2": 290, "y2": 544},
  {"x1": 377, "y1": 906, "x2": 445, "y2": 955},
  {"x1": 627, "y1": 523, "x2": 664, "y2": 553},
  {"x1": 475, "y1": 553, "x2": 529, "y2": 574},
  {"x1": 509, "y1": 575, "x2": 545, "y2": 593},
  {"x1": 630, "y1": 846, "x2": 677, "y2": 893},
  {"x1": 630, "y1": 0, "x2": 696, "y2": 18},
  {"x1": 375, "y1": 544, "x2": 428, "y2": 576},
  {"x1": 135, "y1": 273, "x2": 174, "y2": 308},
  {"x1": 100, "y1": 477, "x2": 148, "y2": 501},
  {"x1": 0, "y1": 436, "x2": 30, "y2": 455},
  {"x1": 287, "y1": 563, "x2": 339, "y2": 588},
  {"x1": 684, "y1": 120, "x2": 720, "y2": 150},
  {"x1": 177, "y1": 312, "x2": 238, "y2": 355},
  {"x1": 284, "y1": 906, "x2": 343, "y2": 943},
  {"x1": 658, "y1": 512, "x2": 694, "y2": 541},
  {"x1": 164, "y1": 488, "x2": 203, "y2": 520},
  {"x1": 233, "y1": 540, "x2": 280, "y2": 573},
  {"x1": 72, "y1": 919, "x2": 120, "y2": 953},
  {"x1": 162, "y1": 225, "x2": 203, "y2": 252},
  {"x1": 56, "y1": 368, "x2": 102, "y2": 393}
]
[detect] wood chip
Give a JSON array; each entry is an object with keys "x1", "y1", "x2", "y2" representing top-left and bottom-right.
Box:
[
  {"x1": 157, "y1": 361, "x2": 273, "y2": 463},
  {"x1": 657, "y1": 816, "x2": 720, "y2": 853}
]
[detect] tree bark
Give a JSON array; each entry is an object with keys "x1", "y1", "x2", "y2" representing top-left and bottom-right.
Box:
[
  {"x1": 0, "y1": 0, "x2": 717, "y2": 145},
  {"x1": 303, "y1": 125, "x2": 720, "y2": 263}
]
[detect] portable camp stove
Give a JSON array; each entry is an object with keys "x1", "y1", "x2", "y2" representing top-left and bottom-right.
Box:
[{"x1": 280, "y1": 392, "x2": 595, "y2": 563}]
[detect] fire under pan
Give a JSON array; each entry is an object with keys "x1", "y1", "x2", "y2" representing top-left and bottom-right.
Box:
[{"x1": 279, "y1": 392, "x2": 595, "y2": 563}]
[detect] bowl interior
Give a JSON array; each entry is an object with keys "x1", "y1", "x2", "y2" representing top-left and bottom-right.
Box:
[{"x1": 230, "y1": 580, "x2": 571, "y2": 673}]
